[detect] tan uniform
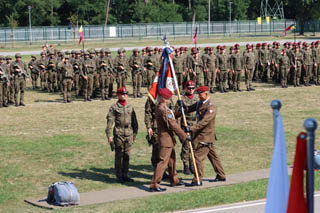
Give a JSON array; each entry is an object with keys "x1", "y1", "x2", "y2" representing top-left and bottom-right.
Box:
[
  {"x1": 61, "y1": 61, "x2": 74, "y2": 102},
  {"x1": 36, "y1": 57, "x2": 48, "y2": 90},
  {"x1": 10, "y1": 61, "x2": 28, "y2": 105},
  {"x1": 150, "y1": 102, "x2": 187, "y2": 189}
]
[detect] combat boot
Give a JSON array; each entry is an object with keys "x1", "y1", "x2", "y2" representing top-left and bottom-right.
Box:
[{"x1": 183, "y1": 164, "x2": 192, "y2": 175}]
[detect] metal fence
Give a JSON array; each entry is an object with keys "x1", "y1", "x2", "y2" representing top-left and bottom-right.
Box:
[{"x1": 0, "y1": 19, "x2": 302, "y2": 44}]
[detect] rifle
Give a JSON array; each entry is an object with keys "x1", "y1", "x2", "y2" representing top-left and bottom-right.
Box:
[
  {"x1": 15, "y1": 64, "x2": 30, "y2": 78},
  {"x1": 0, "y1": 66, "x2": 9, "y2": 82}
]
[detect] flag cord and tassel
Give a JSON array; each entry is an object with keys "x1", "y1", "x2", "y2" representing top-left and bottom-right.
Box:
[{"x1": 166, "y1": 43, "x2": 201, "y2": 185}]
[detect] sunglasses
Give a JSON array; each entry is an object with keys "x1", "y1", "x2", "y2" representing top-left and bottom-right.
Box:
[
  {"x1": 121, "y1": 92, "x2": 128, "y2": 95},
  {"x1": 187, "y1": 87, "x2": 195, "y2": 90}
]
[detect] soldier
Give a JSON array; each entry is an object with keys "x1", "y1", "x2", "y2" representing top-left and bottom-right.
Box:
[
  {"x1": 174, "y1": 80, "x2": 198, "y2": 175},
  {"x1": 227, "y1": 46, "x2": 235, "y2": 90},
  {"x1": 271, "y1": 42, "x2": 281, "y2": 83},
  {"x1": 243, "y1": 44, "x2": 256, "y2": 91},
  {"x1": 47, "y1": 52, "x2": 58, "y2": 92},
  {"x1": 99, "y1": 49, "x2": 110, "y2": 100},
  {"x1": 10, "y1": 53, "x2": 29, "y2": 107},
  {"x1": 279, "y1": 49, "x2": 290, "y2": 88},
  {"x1": 106, "y1": 87, "x2": 138, "y2": 183},
  {"x1": 172, "y1": 48, "x2": 184, "y2": 90},
  {"x1": 253, "y1": 43, "x2": 261, "y2": 80},
  {"x1": 314, "y1": 41, "x2": 320, "y2": 85},
  {"x1": 0, "y1": 55, "x2": 9, "y2": 107},
  {"x1": 105, "y1": 48, "x2": 115, "y2": 98},
  {"x1": 61, "y1": 56, "x2": 74, "y2": 103},
  {"x1": 303, "y1": 43, "x2": 313, "y2": 86},
  {"x1": 6, "y1": 56, "x2": 14, "y2": 104},
  {"x1": 129, "y1": 48, "x2": 144, "y2": 98},
  {"x1": 259, "y1": 43, "x2": 271, "y2": 82},
  {"x1": 231, "y1": 44, "x2": 243, "y2": 92},
  {"x1": 88, "y1": 49, "x2": 99, "y2": 97},
  {"x1": 81, "y1": 51, "x2": 96, "y2": 101},
  {"x1": 28, "y1": 55, "x2": 39, "y2": 90},
  {"x1": 217, "y1": 46, "x2": 230, "y2": 93},
  {"x1": 57, "y1": 52, "x2": 65, "y2": 92},
  {"x1": 114, "y1": 48, "x2": 129, "y2": 90},
  {"x1": 188, "y1": 47, "x2": 203, "y2": 87},
  {"x1": 37, "y1": 52, "x2": 48, "y2": 91},
  {"x1": 72, "y1": 50, "x2": 82, "y2": 96},
  {"x1": 149, "y1": 88, "x2": 188, "y2": 192},
  {"x1": 182, "y1": 86, "x2": 226, "y2": 186},
  {"x1": 290, "y1": 45, "x2": 304, "y2": 87},
  {"x1": 203, "y1": 47, "x2": 218, "y2": 93},
  {"x1": 144, "y1": 47, "x2": 158, "y2": 89}
]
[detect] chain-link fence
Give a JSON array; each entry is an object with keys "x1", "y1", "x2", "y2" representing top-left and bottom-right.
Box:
[{"x1": 0, "y1": 19, "x2": 300, "y2": 45}]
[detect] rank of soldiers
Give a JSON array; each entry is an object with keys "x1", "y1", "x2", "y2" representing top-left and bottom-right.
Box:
[{"x1": 1, "y1": 40, "x2": 320, "y2": 107}]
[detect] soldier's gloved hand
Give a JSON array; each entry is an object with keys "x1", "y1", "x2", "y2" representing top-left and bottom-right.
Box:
[
  {"x1": 109, "y1": 141, "x2": 115, "y2": 152},
  {"x1": 184, "y1": 126, "x2": 192, "y2": 134},
  {"x1": 177, "y1": 100, "x2": 185, "y2": 107},
  {"x1": 184, "y1": 135, "x2": 192, "y2": 144}
]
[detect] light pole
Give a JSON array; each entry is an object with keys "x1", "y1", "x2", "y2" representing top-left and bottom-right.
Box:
[
  {"x1": 229, "y1": 1, "x2": 232, "y2": 36},
  {"x1": 208, "y1": 0, "x2": 210, "y2": 36},
  {"x1": 28, "y1": 6, "x2": 32, "y2": 44}
]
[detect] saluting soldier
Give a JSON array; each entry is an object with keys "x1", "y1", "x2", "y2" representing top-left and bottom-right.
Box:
[
  {"x1": 61, "y1": 56, "x2": 74, "y2": 103},
  {"x1": 114, "y1": 48, "x2": 129, "y2": 90},
  {"x1": 129, "y1": 48, "x2": 144, "y2": 98},
  {"x1": 175, "y1": 80, "x2": 198, "y2": 175},
  {"x1": 28, "y1": 55, "x2": 39, "y2": 90},
  {"x1": 149, "y1": 88, "x2": 188, "y2": 192},
  {"x1": 243, "y1": 44, "x2": 256, "y2": 91},
  {"x1": 10, "y1": 53, "x2": 29, "y2": 107},
  {"x1": 182, "y1": 86, "x2": 226, "y2": 186},
  {"x1": 279, "y1": 49, "x2": 290, "y2": 88},
  {"x1": 106, "y1": 87, "x2": 138, "y2": 183}
]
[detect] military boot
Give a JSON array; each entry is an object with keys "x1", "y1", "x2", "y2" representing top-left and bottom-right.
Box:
[{"x1": 183, "y1": 164, "x2": 192, "y2": 175}]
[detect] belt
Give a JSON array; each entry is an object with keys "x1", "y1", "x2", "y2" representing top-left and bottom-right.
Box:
[{"x1": 116, "y1": 124, "x2": 131, "y2": 128}]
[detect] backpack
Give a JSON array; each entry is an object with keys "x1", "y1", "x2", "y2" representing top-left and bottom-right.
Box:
[{"x1": 47, "y1": 182, "x2": 80, "y2": 206}]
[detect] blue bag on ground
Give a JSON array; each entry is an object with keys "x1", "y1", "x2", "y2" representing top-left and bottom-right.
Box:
[{"x1": 47, "y1": 182, "x2": 80, "y2": 206}]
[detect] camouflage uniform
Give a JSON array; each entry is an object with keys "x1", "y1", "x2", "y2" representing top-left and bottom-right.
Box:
[
  {"x1": 61, "y1": 57, "x2": 74, "y2": 102},
  {"x1": 106, "y1": 97, "x2": 138, "y2": 181},
  {"x1": 259, "y1": 45, "x2": 271, "y2": 82},
  {"x1": 172, "y1": 50, "x2": 184, "y2": 91},
  {"x1": 72, "y1": 51, "x2": 82, "y2": 96},
  {"x1": 37, "y1": 53, "x2": 48, "y2": 91},
  {"x1": 290, "y1": 48, "x2": 304, "y2": 87},
  {"x1": 5, "y1": 56, "x2": 14, "y2": 104},
  {"x1": 188, "y1": 52, "x2": 204, "y2": 87},
  {"x1": 303, "y1": 47, "x2": 313, "y2": 86},
  {"x1": 217, "y1": 50, "x2": 230, "y2": 93},
  {"x1": 82, "y1": 53, "x2": 96, "y2": 101},
  {"x1": 279, "y1": 51, "x2": 290, "y2": 88},
  {"x1": 243, "y1": 48, "x2": 256, "y2": 90},
  {"x1": 114, "y1": 49, "x2": 129, "y2": 89},
  {"x1": 10, "y1": 54, "x2": 28, "y2": 106},
  {"x1": 0, "y1": 56, "x2": 9, "y2": 107},
  {"x1": 144, "y1": 48, "x2": 159, "y2": 89},
  {"x1": 203, "y1": 49, "x2": 218, "y2": 93},
  {"x1": 47, "y1": 54, "x2": 58, "y2": 92},
  {"x1": 230, "y1": 50, "x2": 243, "y2": 91},
  {"x1": 129, "y1": 49, "x2": 144, "y2": 98},
  {"x1": 28, "y1": 56, "x2": 39, "y2": 89}
]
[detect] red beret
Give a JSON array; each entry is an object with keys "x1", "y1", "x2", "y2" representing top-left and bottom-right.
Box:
[
  {"x1": 196, "y1": 86, "x2": 209, "y2": 94},
  {"x1": 116, "y1": 87, "x2": 128, "y2": 95},
  {"x1": 184, "y1": 80, "x2": 195, "y2": 87},
  {"x1": 159, "y1": 88, "x2": 172, "y2": 99},
  {"x1": 256, "y1": 43, "x2": 261, "y2": 47}
]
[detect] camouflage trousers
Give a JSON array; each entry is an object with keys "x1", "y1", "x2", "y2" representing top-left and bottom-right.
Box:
[
  {"x1": 63, "y1": 78, "x2": 73, "y2": 101},
  {"x1": 100, "y1": 74, "x2": 108, "y2": 99},
  {"x1": 132, "y1": 71, "x2": 143, "y2": 97},
  {"x1": 73, "y1": 73, "x2": 81, "y2": 96},
  {"x1": 14, "y1": 76, "x2": 26, "y2": 104},
  {"x1": 0, "y1": 80, "x2": 8, "y2": 106},
  {"x1": 303, "y1": 65, "x2": 312, "y2": 85},
  {"x1": 232, "y1": 70, "x2": 241, "y2": 91},
  {"x1": 31, "y1": 72, "x2": 39, "y2": 88},
  {"x1": 280, "y1": 67, "x2": 289, "y2": 87},
  {"x1": 114, "y1": 135, "x2": 133, "y2": 179},
  {"x1": 245, "y1": 69, "x2": 254, "y2": 89},
  {"x1": 40, "y1": 71, "x2": 48, "y2": 90},
  {"x1": 48, "y1": 71, "x2": 58, "y2": 92}
]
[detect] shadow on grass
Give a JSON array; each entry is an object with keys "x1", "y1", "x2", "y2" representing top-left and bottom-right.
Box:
[{"x1": 58, "y1": 164, "x2": 153, "y2": 186}]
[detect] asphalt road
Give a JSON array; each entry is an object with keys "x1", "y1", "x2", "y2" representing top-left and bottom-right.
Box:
[
  {"x1": 2, "y1": 38, "x2": 319, "y2": 56},
  {"x1": 180, "y1": 193, "x2": 320, "y2": 213}
]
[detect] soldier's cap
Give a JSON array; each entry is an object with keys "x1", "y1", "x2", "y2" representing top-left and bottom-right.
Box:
[
  {"x1": 100, "y1": 48, "x2": 106, "y2": 53},
  {"x1": 133, "y1": 48, "x2": 140, "y2": 52},
  {"x1": 116, "y1": 87, "x2": 128, "y2": 95},
  {"x1": 303, "y1": 41, "x2": 307, "y2": 46},
  {"x1": 196, "y1": 86, "x2": 209, "y2": 94},
  {"x1": 297, "y1": 41, "x2": 302, "y2": 45},
  {"x1": 235, "y1": 43, "x2": 240, "y2": 47},
  {"x1": 89, "y1": 49, "x2": 95, "y2": 54},
  {"x1": 159, "y1": 88, "x2": 172, "y2": 99},
  {"x1": 31, "y1": 55, "x2": 37, "y2": 58},
  {"x1": 147, "y1": 47, "x2": 153, "y2": 52},
  {"x1": 216, "y1": 45, "x2": 220, "y2": 49},
  {"x1": 15, "y1": 53, "x2": 22, "y2": 58},
  {"x1": 95, "y1": 49, "x2": 100, "y2": 53},
  {"x1": 175, "y1": 48, "x2": 180, "y2": 52},
  {"x1": 118, "y1": 48, "x2": 125, "y2": 53},
  {"x1": 0, "y1": 55, "x2": 4, "y2": 59},
  {"x1": 65, "y1": 50, "x2": 70, "y2": 54},
  {"x1": 246, "y1": 44, "x2": 252, "y2": 49},
  {"x1": 71, "y1": 50, "x2": 75, "y2": 54},
  {"x1": 74, "y1": 50, "x2": 81, "y2": 54},
  {"x1": 281, "y1": 49, "x2": 287, "y2": 53},
  {"x1": 6, "y1": 55, "x2": 12, "y2": 60},
  {"x1": 221, "y1": 45, "x2": 226, "y2": 50},
  {"x1": 256, "y1": 43, "x2": 261, "y2": 47},
  {"x1": 191, "y1": 47, "x2": 198, "y2": 54},
  {"x1": 179, "y1": 47, "x2": 184, "y2": 51},
  {"x1": 159, "y1": 48, "x2": 163, "y2": 52},
  {"x1": 288, "y1": 42, "x2": 292, "y2": 45},
  {"x1": 262, "y1": 43, "x2": 267, "y2": 46},
  {"x1": 204, "y1": 47, "x2": 208, "y2": 51},
  {"x1": 305, "y1": 43, "x2": 309, "y2": 47},
  {"x1": 184, "y1": 80, "x2": 195, "y2": 88},
  {"x1": 154, "y1": 47, "x2": 159, "y2": 51},
  {"x1": 229, "y1": 46, "x2": 234, "y2": 51},
  {"x1": 208, "y1": 47, "x2": 213, "y2": 51},
  {"x1": 84, "y1": 51, "x2": 89, "y2": 55}
]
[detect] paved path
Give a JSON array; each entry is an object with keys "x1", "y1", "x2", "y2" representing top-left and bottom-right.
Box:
[
  {"x1": 25, "y1": 168, "x2": 291, "y2": 210},
  {"x1": 180, "y1": 192, "x2": 320, "y2": 213},
  {"x1": 3, "y1": 38, "x2": 319, "y2": 56}
]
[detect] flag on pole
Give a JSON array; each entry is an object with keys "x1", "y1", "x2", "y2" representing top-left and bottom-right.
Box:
[
  {"x1": 282, "y1": 24, "x2": 295, "y2": 36},
  {"x1": 192, "y1": 26, "x2": 198, "y2": 45},
  {"x1": 287, "y1": 132, "x2": 308, "y2": 213},
  {"x1": 149, "y1": 47, "x2": 176, "y2": 102},
  {"x1": 79, "y1": 25, "x2": 84, "y2": 44},
  {"x1": 265, "y1": 110, "x2": 289, "y2": 213}
]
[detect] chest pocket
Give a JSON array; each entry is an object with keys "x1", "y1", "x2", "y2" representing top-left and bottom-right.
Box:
[{"x1": 114, "y1": 106, "x2": 133, "y2": 137}]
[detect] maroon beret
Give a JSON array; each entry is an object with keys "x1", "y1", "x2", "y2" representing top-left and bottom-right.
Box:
[
  {"x1": 184, "y1": 80, "x2": 195, "y2": 87},
  {"x1": 196, "y1": 86, "x2": 209, "y2": 94},
  {"x1": 159, "y1": 88, "x2": 172, "y2": 99},
  {"x1": 117, "y1": 87, "x2": 128, "y2": 95}
]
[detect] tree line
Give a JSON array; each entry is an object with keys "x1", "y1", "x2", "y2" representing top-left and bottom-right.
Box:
[{"x1": 0, "y1": 0, "x2": 319, "y2": 29}]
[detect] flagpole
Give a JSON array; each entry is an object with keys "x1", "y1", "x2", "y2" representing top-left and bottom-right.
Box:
[
  {"x1": 304, "y1": 118, "x2": 318, "y2": 213},
  {"x1": 271, "y1": 100, "x2": 281, "y2": 144},
  {"x1": 164, "y1": 38, "x2": 201, "y2": 185}
]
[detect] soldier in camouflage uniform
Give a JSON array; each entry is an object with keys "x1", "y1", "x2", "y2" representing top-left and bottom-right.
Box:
[
  {"x1": 47, "y1": 52, "x2": 58, "y2": 92},
  {"x1": 253, "y1": 43, "x2": 261, "y2": 81},
  {"x1": 57, "y1": 52, "x2": 65, "y2": 92},
  {"x1": 144, "y1": 47, "x2": 158, "y2": 89},
  {"x1": 174, "y1": 80, "x2": 198, "y2": 174},
  {"x1": 28, "y1": 55, "x2": 39, "y2": 90},
  {"x1": 231, "y1": 44, "x2": 243, "y2": 92},
  {"x1": 290, "y1": 45, "x2": 304, "y2": 87},
  {"x1": 243, "y1": 44, "x2": 256, "y2": 91},
  {"x1": 203, "y1": 47, "x2": 218, "y2": 93},
  {"x1": 314, "y1": 41, "x2": 320, "y2": 85},
  {"x1": 129, "y1": 48, "x2": 144, "y2": 98},
  {"x1": 37, "y1": 52, "x2": 48, "y2": 91},
  {"x1": 217, "y1": 46, "x2": 230, "y2": 93},
  {"x1": 114, "y1": 48, "x2": 129, "y2": 90},
  {"x1": 271, "y1": 42, "x2": 281, "y2": 83},
  {"x1": 99, "y1": 49, "x2": 113, "y2": 100},
  {"x1": 303, "y1": 44, "x2": 313, "y2": 86},
  {"x1": 279, "y1": 49, "x2": 290, "y2": 88},
  {"x1": 6, "y1": 56, "x2": 14, "y2": 104},
  {"x1": 104, "y1": 48, "x2": 115, "y2": 98},
  {"x1": 188, "y1": 48, "x2": 204, "y2": 87},
  {"x1": 81, "y1": 51, "x2": 96, "y2": 101},
  {"x1": 72, "y1": 50, "x2": 82, "y2": 96},
  {"x1": 106, "y1": 87, "x2": 138, "y2": 183},
  {"x1": 259, "y1": 43, "x2": 271, "y2": 82},
  {"x1": 172, "y1": 48, "x2": 184, "y2": 91},
  {"x1": 10, "y1": 53, "x2": 29, "y2": 107},
  {"x1": 61, "y1": 56, "x2": 74, "y2": 103},
  {"x1": 227, "y1": 46, "x2": 235, "y2": 90},
  {"x1": 0, "y1": 55, "x2": 9, "y2": 107}
]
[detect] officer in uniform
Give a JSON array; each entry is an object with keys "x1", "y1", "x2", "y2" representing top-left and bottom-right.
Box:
[
  {"x1": 28, "y1": 55, "x2": 39, "y2": 90},
  {"x1": 106, "y1": 87, "x2": 138, "y2": 183},
  {"x1": 129, "y1": 48, "x2": 143, "y2": 98},
  {"x1": 10, "y1": 53, "x2": 29, "y2": 107},
  {"x1": 182, "y1": 86, "x2": 226, "y2": 186},
  {"x1": 243, "y1": 44, "x2": 256, "y2": 91},
  {"x1": 61, "y1": 56, "x2": 74, "y2": 103},
  {"x1": 149, "y1": 88, "x2": 189, "y2": 192},
  {"x1": 279, "y1": 49, "x2": 290, "y2": 88},
  {"x1": 174, "y1": 80, "x2": 198, "y2": 175},
  {"x1": 114, "y1": 48, "x2": 129, "y2": 90}
]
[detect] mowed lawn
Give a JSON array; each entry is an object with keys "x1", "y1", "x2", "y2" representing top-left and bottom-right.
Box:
[{"x1": 1, "y1": 70, "x2": 320, "y2": 212}]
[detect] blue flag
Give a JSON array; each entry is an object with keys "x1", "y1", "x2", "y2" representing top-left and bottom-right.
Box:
[{"x1": 265, "y1": 112, "x2": 289, "y2": 213}]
